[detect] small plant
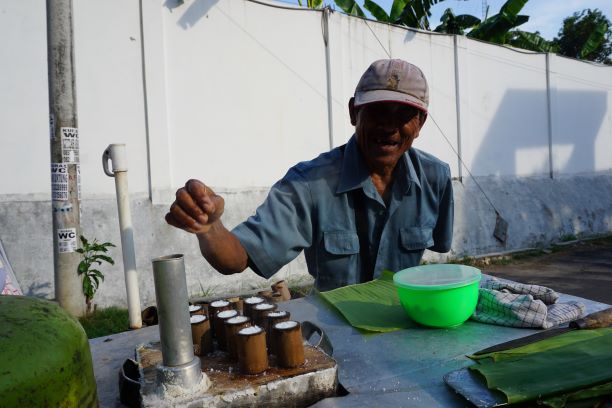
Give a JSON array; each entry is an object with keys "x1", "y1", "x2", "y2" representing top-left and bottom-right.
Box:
[
  {"x1": 76, "y1": 236, "x2": 115, "y2": 314},
  {"x1": 560, "y1": 234, "x2": 578, "y2": 242}
]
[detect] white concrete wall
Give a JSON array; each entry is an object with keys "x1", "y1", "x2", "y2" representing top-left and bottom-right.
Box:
[
  {"x1": 550, "y1": 54, "x2": 612, "y2": 175},
  {"x1": 2, "y1": 0, "x2": 611, "y2": 198},
  {"x1": 0, "y1": 1, "x2": 50, "y2": 198},
  {"x1": 1, "y1": 0, "x2": 612, "y2": 308}
]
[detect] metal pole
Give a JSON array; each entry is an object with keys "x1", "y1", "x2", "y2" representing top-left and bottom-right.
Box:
[
  {"x1": 545, "y1": 53, "x2": 554, "y2": 179},
  {"x1": 453, "y1": 35, "x2": 464, "y2": 182},
  {"x1": 322, "y1": 7, "x2": 334, "y2": 150},
  {"x1": 102, "y1": 144, "x2": 142, "y2": 329},
  {"x1": 47, "y1": 0, "x2": 85, "y2": 316}
]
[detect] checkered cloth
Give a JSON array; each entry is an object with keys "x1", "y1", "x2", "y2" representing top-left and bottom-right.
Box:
[{"x1": 471, "y1": 276, "x2": 585, "y2": 329}]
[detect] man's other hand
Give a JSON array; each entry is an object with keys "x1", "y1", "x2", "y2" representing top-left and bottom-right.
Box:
[{"x1": 165, "y1": 179, "x2": 225, "y2": 234}]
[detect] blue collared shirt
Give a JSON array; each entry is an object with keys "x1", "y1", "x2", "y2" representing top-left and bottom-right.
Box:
[{"x1": 232, "y1": 135, "x2": 454, "y2": 291}]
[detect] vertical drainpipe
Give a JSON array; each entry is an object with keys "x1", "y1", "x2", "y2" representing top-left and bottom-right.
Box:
[
  {"x1": 322, "y1": 7, "x2": 334, "y2": 150},
  {"x1": 453, "y1": 35, "x2": 463, "y2": 181},
  {"x1": 545, "y1": 53, "x2": 554, "y2": 179},
  {"x1": 102, "y1": 144, "x2": 142, "y2": 329}
]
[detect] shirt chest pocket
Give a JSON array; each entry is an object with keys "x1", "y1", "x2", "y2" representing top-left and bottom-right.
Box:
[
  {"x1": 400, "y1": 227, "x2": 434, "y2": 250},
  {"x1": 323, "y1": 231, "x2": 360, "y2": 255}
]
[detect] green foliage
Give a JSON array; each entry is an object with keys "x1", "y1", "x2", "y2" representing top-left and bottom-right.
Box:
[
  {"x1": 396, "y1": 0, "x2": 446, "y2": 30},
  {"x1": 364, "y1": 0, "x2": 391, "y2": 22},
  {"x1": 434, "y1": 8, "x2": 480, "y2": 34},
  {"x1": 298, "y1": 0, "x2": 324, "y2": 9},
  {"x1": 334, "y1": 0, "x2": 366, "y2": 17},
  {"x1": 76, "y1": 236, "x2": 115, "y2": 303},
  {"x1": 507, "y1": 30, "x2": 558, "y2": 52},
  {"x1": 553, "y1": 9, "x2": 612, "y2": 64},
  {"x1": 467, "y1": 0, "x2": 529, "y2": 43},
  {"x1": 78, "y1": 306, "x2": 128, "y2": 338}
]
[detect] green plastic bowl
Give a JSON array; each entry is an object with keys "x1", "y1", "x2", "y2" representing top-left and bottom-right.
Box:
[{"x1": 393, "y1": 264, "x2": 481, "y2": 328}]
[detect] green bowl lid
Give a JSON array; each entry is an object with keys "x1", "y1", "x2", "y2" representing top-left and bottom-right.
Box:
[{"x1": 393, "y1": 264, "x2": 481, "y2": 290}]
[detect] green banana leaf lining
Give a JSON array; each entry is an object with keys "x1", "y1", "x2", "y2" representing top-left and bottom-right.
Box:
[
  {"x1": 318, "y1": 270, "x2": 414, "y2": 332},
  {"x1": 469, "y1": 328, "x2": 612, "y2": 406}
]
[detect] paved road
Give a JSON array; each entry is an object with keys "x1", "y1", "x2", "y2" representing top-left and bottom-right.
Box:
[{"x1": 483, "y1": 238, "x2": 612, "y2": 305}]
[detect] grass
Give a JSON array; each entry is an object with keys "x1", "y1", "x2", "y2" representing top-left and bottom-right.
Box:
[{"x1": 79, "y1": 306, "x2": 129, "y2": 339}]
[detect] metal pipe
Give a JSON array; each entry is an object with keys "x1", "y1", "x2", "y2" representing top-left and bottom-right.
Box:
[
  {"x1": 322, "y1": 6, "x2": 334, "y2": 150},
  {"x1": 102, "y1": 144, "x2": 142, "y2": 329},
  {"x1": 152, "y1": 254, "x2": 208, "y2": 395},
  {"x1": 152, "y1": 254, "x2": 194, "y2": 366}
]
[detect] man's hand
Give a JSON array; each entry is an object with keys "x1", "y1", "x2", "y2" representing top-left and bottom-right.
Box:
[{"x1": 165, "y1": 179, "x2": 225, "y2": 234}]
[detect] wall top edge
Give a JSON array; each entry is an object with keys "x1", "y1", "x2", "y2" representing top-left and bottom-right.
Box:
[{"x1": 237, "y1": 0, "x2": 612, "y2": 67}]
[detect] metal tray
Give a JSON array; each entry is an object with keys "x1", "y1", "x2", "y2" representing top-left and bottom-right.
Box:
[{"x1": 443, "y1": 367, "x2": 508, "y2": 408}]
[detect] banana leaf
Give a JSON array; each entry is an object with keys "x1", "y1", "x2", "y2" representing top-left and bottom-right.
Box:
[
  {"x1": 318, "y1": 270, "x2": 414, "y2": 332},
  {"x1": 469, "y1": 328, "x2": 612, "y2": 405}
]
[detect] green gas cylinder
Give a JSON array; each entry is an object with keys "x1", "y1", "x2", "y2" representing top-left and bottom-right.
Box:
[{"x1": 0, "y1": 296, "x2": 98, "y2": 407}]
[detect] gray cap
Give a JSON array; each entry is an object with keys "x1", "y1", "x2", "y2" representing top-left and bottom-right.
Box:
[{"x1": 354, "y1": 59, "x2": 429, "y2": 112}]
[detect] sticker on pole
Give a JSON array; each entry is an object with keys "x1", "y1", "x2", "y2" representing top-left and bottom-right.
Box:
[
  {"x1": 51, "y1": 163, "x2": 69, "y2": 201},
  {"x1": 60, "y1": 127, "x2": 79, "y2": 163},
  {"x1": 57, "y1": 228, "x2": 77, "y2": 253}
]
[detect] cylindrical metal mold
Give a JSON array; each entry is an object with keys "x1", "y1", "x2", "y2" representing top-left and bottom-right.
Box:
[{"x1": 152, "y1": 254, "x2": 194, "y2": 367}]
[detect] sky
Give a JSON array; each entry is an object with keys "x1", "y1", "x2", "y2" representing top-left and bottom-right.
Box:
[{"x1": 283, "y1": 0, "x2": 612, "y2": 41}]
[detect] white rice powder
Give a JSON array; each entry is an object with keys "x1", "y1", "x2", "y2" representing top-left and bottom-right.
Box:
[
  {"x1": 210, "y1": 300, "x2": 230, "y2": 307},
  {"x1": 217, "y1": 310, "x2": 238, "y2": 319},
  {"x1": 254, "y1": 303, "x2": 275, "y2": 310},
  {"x1": 189, "y1": 305, "x2": 202, "y2": 312},
  {"x1": 244, "y1": 296, "x2": 264, "y2": 304},
  {"x1": 227, "y1": 315, "x2": 249, "y2": 324},
  {"x1": 190, "y1": 315, "x2": 207, "y2": 324},
  {"x1": 275, "y1": 321, "x2": 298, "y2": 330},
  {"x1": 239, "y1": 325, "x2": 263, "y2": 335},
  {"x1": 267, "y1": 311, "x2": 288, "y2": 317}
]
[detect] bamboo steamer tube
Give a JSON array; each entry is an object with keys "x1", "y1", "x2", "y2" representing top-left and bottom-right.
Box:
[
  {"x1": 252, "y1": 303, "x2": 277, "y2": 327},
  {"x1": 236, "y1": 326, "x2": 268, "y2": 375},
  {"x1": 189, "y1": 304, "x2": 205, "y2": 316},
  {"x1": 227, "y1": 297, "x2": 244, "y2": 314},
  {"x1": 224, "y1": 315, "x2": 251, "y2": 361},
  {"x1": 215, "y1": 309, "x2": 238, "y2": 352},
  {"x1": 208, "y1": 300, "x2": 231, "y2": 339},
  {"x1": 243, "y1": 296, "x2": 265, "y2": 319},
  {"x1": 190, "y1": 314, "x2": 212, "y2": 356},
  {"x1": 272, "y1": 321, "x2": 305, "y2": 368},
  {"x1": 265, "y1": 310, "x2": 290, "y2": 354}
]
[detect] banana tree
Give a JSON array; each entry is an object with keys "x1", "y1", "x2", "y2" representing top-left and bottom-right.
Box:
[
  {"x1": 434, "y1": 8, "x2": 480, "y2": 35},
  {"x1": 467, "y1": 0, "x2": 529, "y2": 43},
  {"x1": 507, "y1": 30, "x2": 558, "y2": 53},
  {"x1": 298, "y1": 0, "x2": 324, "y2": 9},
  {"x1": 333, "y1": 0, "x2": 449, "y2": 29}
]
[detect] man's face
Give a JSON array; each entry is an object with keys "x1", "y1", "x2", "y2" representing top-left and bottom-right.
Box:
[{"x1": 350, "y1": 99, "x2": 425, "y2": 172}]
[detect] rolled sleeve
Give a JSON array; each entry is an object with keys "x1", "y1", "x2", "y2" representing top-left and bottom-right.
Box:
[
  {"x1": 429, "y1": 166, "x2": 454, "y2": 253},
  {"x1": 232, "y1": 168, "x2": 313, "y2": 279}
]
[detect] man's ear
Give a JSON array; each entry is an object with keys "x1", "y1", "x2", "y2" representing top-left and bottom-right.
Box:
[{"x1": 349, "y1": 97, "x2": 357, "y2": 126}]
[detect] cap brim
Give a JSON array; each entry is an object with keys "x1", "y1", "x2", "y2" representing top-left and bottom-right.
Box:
[{"x1": 354, "y1": 89, "x2": 428, "y2": 112}]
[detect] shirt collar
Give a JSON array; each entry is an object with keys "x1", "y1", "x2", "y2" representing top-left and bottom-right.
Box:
[{"x1": 336, "y1": 135, "x2": 421, "y2": 195}]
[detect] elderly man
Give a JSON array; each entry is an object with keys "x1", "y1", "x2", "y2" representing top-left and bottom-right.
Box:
[{"x1": 166, "y1": 59, "x2": 453, "y2": 290}]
